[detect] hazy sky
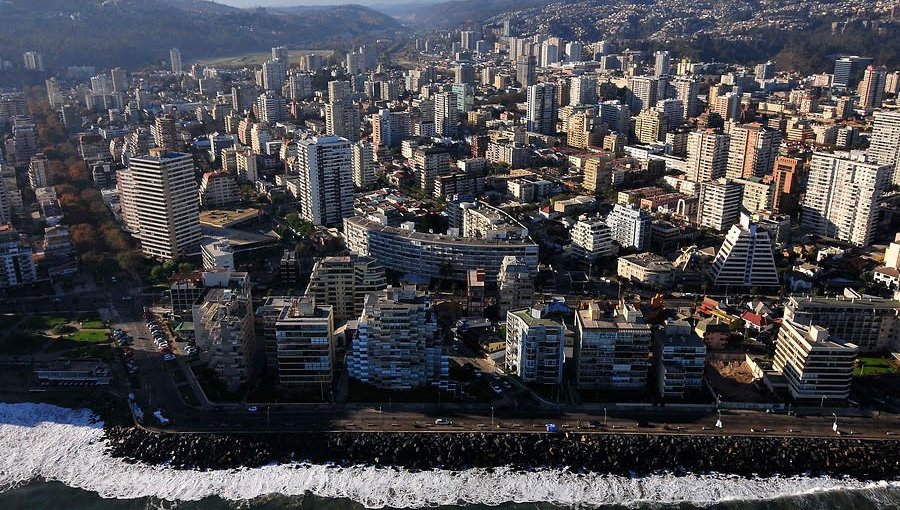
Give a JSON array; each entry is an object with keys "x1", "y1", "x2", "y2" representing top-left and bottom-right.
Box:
[{"x1": 217, "y1": 0, "x2": 426, "y2": 6}]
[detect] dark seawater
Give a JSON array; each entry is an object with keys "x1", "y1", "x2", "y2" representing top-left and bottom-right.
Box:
[{"x1": 2, "y1": 482, "x2": 900, "y2": 510}]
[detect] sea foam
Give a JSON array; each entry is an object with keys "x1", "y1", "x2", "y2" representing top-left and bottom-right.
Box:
[{"x1": 0, "y1": 402, "x2": 895, "y2": 508}]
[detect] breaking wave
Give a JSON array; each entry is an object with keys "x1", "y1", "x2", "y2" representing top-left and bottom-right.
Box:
[{"x1": 0, "y1": 402, "x2": 896, "y2": 508}]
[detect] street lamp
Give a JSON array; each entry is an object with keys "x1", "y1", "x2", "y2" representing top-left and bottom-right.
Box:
[
  {"x1": 603, "y1": 407, "x2": 607, "y2": 427},
  {"x1": 491, "y1": 406, "x2": 494, "y2": 429},
  {"x1": 832, "y1": 412, "x2": 838, "y2": 434}
]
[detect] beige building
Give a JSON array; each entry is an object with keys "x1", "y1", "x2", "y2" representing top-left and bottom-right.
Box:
[{"x1": 617, "y1": 252, "x2": 675, "y2": 288}]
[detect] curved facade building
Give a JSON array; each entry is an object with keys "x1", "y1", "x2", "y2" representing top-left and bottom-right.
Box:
[{"x1": 343, "y1": 215, "x2": 538, "y2": 283}]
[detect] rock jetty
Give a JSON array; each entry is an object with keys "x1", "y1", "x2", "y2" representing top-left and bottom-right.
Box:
[{"x1": 104, "y1": 426, "x2": 900, "y2": 479}]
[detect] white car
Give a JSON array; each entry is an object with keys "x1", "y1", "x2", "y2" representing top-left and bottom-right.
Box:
[
  {"x1": 247, "y1": 406, "x2": 258, "y2": 412},
  {"x1": 162, "y1": 353, "x2": 176, "y2": 362},
  {"x1": 434, "y1": 418, "x2": 452, "y2": 425}
]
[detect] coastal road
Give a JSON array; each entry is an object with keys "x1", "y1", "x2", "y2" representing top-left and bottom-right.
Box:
[{"x1": 140, "y1": 402, "x2": 900, "y2": 440}]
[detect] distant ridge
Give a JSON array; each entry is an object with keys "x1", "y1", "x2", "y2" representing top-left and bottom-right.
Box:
[{"x1": 0, "y1": 0, "x2": 401, "y2": 69}]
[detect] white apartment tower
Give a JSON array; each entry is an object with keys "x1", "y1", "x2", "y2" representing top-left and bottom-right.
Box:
[
  {"x1": 351, "y1": 140, "x2": 375, "y2": 189},
  {"x1": 773, "y1": 320, "x2": 857, "y2": 401},
  {"x1": 801, "y1": 151, "x2": 890, "y2": 246},
  {"x1": 570, "y1": 214, "x2": 616, "y2": 260},
  {"x1": 711, "y1": 213, "x2": 780, "y2": 288},
  {"x1": 347, "y1": 286, "x2": 448, "y2": 390},
  {"x1": 506, "y1": 307, "x2": 566, "y2": 384},
  {"x1": 685, "y1": 130, "x2": 730, "y2": 182},
  {"x1": 867, "y1": 110, "x2": 900, "y2": 185},
  {"x1": 169, "y1": 48, "x2": 183, "y2": 75},
  {"x1": 126, "y1": 150, "x2": 200, "y2": 259},
  {"x1": 526, "y1": 83, "x2": 558, "y2": 135},
  {"x1": 697, "y1": 178, "x2": 743, "y2": 232},
  {"x1": 296, "y1": 135, "x2": 354, "y2": 226},
  {"x1": 606, "y1": 203, "x2": 651, "y2": 250}
]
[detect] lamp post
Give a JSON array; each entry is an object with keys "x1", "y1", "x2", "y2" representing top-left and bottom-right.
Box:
[
  {"x1": 603, "y1": 407, "x2": 607, "y2": 427},
  {"x1": 491, "y1": 406, "x2": 494, "y2": 429}
]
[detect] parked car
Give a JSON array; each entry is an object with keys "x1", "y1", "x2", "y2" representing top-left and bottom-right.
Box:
[
  {"x1": 162, "y1": 353, "x2": 176, "y2": 362},
  {"x1": 434, "y1": 418, "x2": 453, "y2": 425},
  {"x1": 246, "y1": 406, "x2": 258, "y2": 412}
]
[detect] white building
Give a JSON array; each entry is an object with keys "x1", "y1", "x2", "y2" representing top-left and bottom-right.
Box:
[
  {"x1": 801, "y1": 151, "x2": 890, "y2": 246},
  {"x1": 347, "y1": 287, "x2": 448, "y2": 390},
  {"x1": 295, "y1": 135, "x2": 354, "y2": 226},
  {"x1": 617, "y1": 252, "x2": 675, "y2": 288},
  {"x1": 697, "y1": 178, "x2": 743, "y2": 232},
  {"x1": 773, "y1": 320, "x2": 857, "y2": 401},
  {"x1": 125, "y1": 150, "x2": 200, "y2": 260},
  {"x1": 866, "y1": 110, "x2": 900, "y2": 185},
  {"x1": 570, "y1": 214, "x2": 616, "y2": 260},
  {"x1": 351, "y1": 140, "x2": 375, "y2": 189},
  {"x1": 304, "y1": 255, "x2": 387, "y2": 322},
  {"x1": 685, "y1": 130, "x2": 730, "y2": 182},
  {"x1": 498, "y1": 255, "x2": 535, "y2": 316},
  {"x1": 526, "y1": 83, "x2": 558, "y2": 135},
  {"x1": 192, "y1": 271, "x2": 254, "y2": 392},
  {"x1": 506, "y1": 307, "x2": 566, "y2": 384},
  {"x1": 711, "y1": 213, "x2": 780, "y2": 288},
  {"x1": 606, "y1": 203, "x2": 651, "y2": 250}
]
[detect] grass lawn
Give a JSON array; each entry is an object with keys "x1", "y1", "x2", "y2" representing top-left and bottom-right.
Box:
[
  {"x1": 855, "y1": 357, "x2": 900, "y2": 377},
  {"x1": 68, "y1": 330, "x2": 109, "y2": 343},
  {"x1": 80, "y1": 320, "x2": 106, "y2": 330},
  {"x1": 26, "y1": 315, "x2": 70, "y2": 331}
]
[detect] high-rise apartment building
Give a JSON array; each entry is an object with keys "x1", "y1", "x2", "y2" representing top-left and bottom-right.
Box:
[
  {"x1": 858, "y1": 65, "x2": 887, "y2": 112},
  {"x1": 295, "y1": 135, "x2": 354, "y2": 226},
  {"x1": 635, "y1": 108, "x2": 666, "y2": 144},
  {"x1": 656, "y1": 320, "x2": 706, "y2": 399},
  {"x1": 170, "y1": 48, "x2": 183, "y2": 75},
  {"x1": 324, "y1": 100, "x2": 360, "y2": 142},
  {"x1": 498, "y1": 255, "x2": 535, "y2": 316},
  {"x1": 773, "y1": 320, "x2": 857, "y2": 401},
  {"x1": 506, "y1": 307, "x2": 566, "y2": 384},
  {"x1": 867, "y1": 110, "x2": 900, "y2": 185},
  {"x1": 154, "y1": 114, "x2": 179, "y2": 153},
  {"x1": 125, "y1": 150, "x2": 200, "y2": 259},
  {"x1": 0, "y1": 225, "x2": 37, "y2": 288},
  {"x1": 772, "y1": 156, "x2": 800, "y2": 214},
  {"x1": 351, "y1": 140, "x2": 375, "y2": 189},
  {"x1": 256, "y1": 92, "x2": 288, "y2": 124},
  {"x1": 725, "y1": 122, "x2": 781, "y2": 179},
  {"x1": 574, "y1": 301, "x2": 652, "y2": 389},
  {"x1": 347, "y1": 286, "x2": 448, "y2": 390},
  {"x1": 711, "y1": 213, "x2": 780, "y2": 288},
  {"x1": 673, "y1": 78, "x2": 700, "y2": 120},
  {"x1": 192, "y1": 271, "x2": 254, "y2": 392},
  {"x1": 626, "y1": 76, "x2": 658, "y2": 113},
  {"x1": 305, "y1": 255, "x2": 387, "y2": 322},
  {"x1": 526, "y1": 83, "x2": 558, "y2": 135},
  {"x1": 27, "y1": 153, "x2": 49, "y2": 190},
  {"x1": 784, "y1": 290, "x2": 899, "y2": 354},
  {"x1": 606, "y1": 203, "x2": 651, "y2": 250},
  {"x1": 516, "y1": 55, "x2": 536, "y2": 87},
  {"x1": 570, "y1": 214, "x2": 616, "y2": 260},
  {"x1": 697, "y1": 178, "x2": 743, "y2": 232},
  {"x1": 274, "y1": 297, "x2": 335, "y2": 389},
  {"x1": 801, "y1": 151, "x2": 890, "y2": 246},
  {"x1": 568, "y1": 76, "x2": 597, "y2": 106},
  {"x1": 433, "y1": 91, "x2": 458, "y2": 137},
  {"x1": 685, "y1": 130, "x2": 730, "y2": 182},
  {"x1": 654, "y1": 50, "x2": 671, "y2": 78}
]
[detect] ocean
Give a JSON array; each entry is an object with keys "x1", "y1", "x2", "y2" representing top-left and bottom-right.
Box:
[{"x1": 1, "y1": 403, "x2": 899, "y2": 510}]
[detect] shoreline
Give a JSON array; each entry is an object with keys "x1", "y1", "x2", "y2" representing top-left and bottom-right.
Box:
[{"x1": 103, "y1": 424, "x2": 900, "y2": 479}]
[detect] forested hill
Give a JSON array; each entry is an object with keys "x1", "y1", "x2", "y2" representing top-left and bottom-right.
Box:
[{"x1": 0, "y1": 0, "x2": 400, "y2": 69}]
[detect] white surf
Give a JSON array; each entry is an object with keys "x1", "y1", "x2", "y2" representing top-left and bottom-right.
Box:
[{"x1": 0, "y1": 402, "x2": 895, "y2": 508}]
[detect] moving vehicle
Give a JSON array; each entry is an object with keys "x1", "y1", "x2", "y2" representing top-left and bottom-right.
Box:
[{"x1": 434, "y1": 418, "x2": 453, "y2": 425}]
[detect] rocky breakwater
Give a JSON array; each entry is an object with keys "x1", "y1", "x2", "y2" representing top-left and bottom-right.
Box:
[{"x1": 104, "y1": 427, "x2": 900, "y2": 479}]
